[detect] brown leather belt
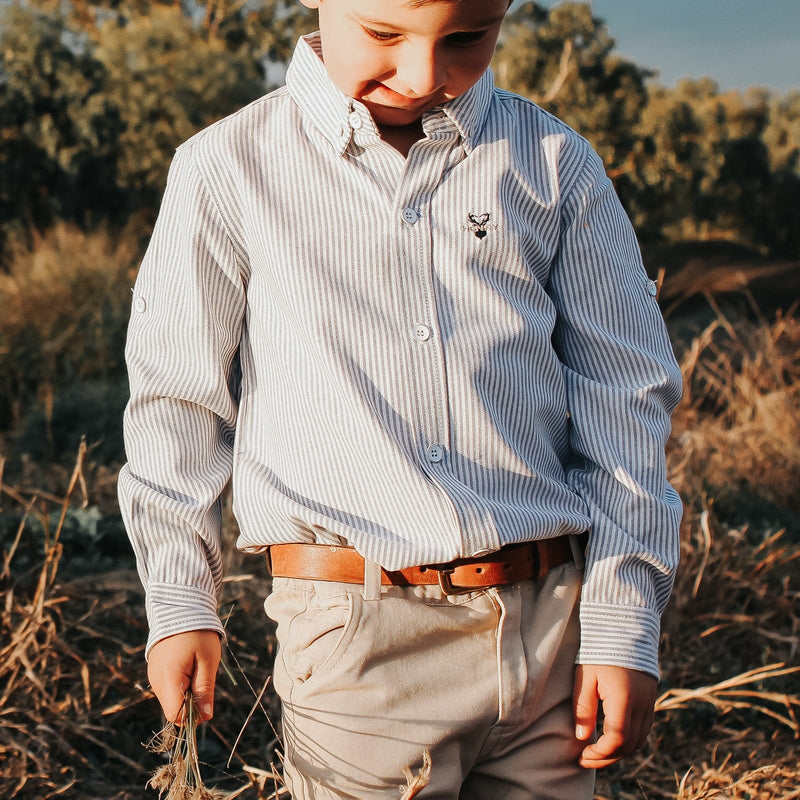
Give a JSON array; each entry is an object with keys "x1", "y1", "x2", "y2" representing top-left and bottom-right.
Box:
[{"x1": 267, "y1": 536, "x2": 577, "y2": 596}]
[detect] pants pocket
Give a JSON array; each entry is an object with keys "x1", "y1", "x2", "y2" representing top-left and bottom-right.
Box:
[{"x1": 266, "y1": 580, "x2": 360, "y2": 691}]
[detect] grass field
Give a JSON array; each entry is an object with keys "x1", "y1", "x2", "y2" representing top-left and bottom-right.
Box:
[{"x1": 1, "y1": 242, "x2": 798, "y2": 798}]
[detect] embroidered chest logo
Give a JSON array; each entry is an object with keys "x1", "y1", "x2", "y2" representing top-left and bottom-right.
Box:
[{"x1": 466, "y1": 212, "x2": 493, "y2": 239}]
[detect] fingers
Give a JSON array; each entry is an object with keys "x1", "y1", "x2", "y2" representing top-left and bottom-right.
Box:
[
  {"x1": 578, "y1": 685, "x2": 631, "y2": 769},
  {"x1": 147, "y1": 638, "x2": 190, "y2": 724},
  {"x1": 574, "y1": 664, "x2": 657, "y2": 769},
  {"x1": 572, "y1": 664, "x2": 599, "y2": 743},
  {"x1": 191, "y1": 633, "x2": 222, "y2": 722},
  {"x1": 147, "y1": 630, "x2": 222, "y2": 725}
]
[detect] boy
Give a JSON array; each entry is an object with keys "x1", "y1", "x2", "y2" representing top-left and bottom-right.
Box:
[{"x1": 119, "y1": 0, "x2": 683, "y2": 797}]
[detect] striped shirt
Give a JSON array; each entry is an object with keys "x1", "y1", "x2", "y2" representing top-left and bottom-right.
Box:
[{"x1": 118, "y1": 33, "x2": 683, "y2": 676}]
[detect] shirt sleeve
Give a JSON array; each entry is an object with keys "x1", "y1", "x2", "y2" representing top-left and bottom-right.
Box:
[
  {"x1": 117, "y1": 144, "x2": 246, "y2": 657},
  {"x1": 549, "y1": 148, "x2": 683, "y2": 678}
]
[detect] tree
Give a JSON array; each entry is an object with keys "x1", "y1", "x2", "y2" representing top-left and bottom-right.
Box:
[
  {"x1": 0, "y1": 6, "x2": 127, "y2": 244},
  {"x1": 92, "y1": 4, "x2": 269, "y2": 208},
  {"x1": 760, "y1": 91, "x2": 800, "y2": 256},
  {"x1": 763, "y1": 91, "x2": 800, "y2": 175},
  {"x1": 0, "y1": 0, "x2": 314, "y2": 252},
  {"x1": 628, "y1": 79, "x2": 800, "y2": 256},
  {"x1": 490, "y1": 3, "x2": 800, "y2": 259},
  {"x1": 491, "y1": 1, "x2": 652, "y2": 173},
  {"x1": 2, "y1": 0, "x2": 797, "y2": 259}
]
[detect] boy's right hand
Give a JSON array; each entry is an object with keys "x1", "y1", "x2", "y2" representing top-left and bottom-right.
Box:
[{"x1": 147, "y1": 630, "x2": 222, "y2": 724}]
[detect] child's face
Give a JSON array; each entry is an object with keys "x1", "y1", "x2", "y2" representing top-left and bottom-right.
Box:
[{"x1": 301, "y1": 0, "x2": 509, "y2": 130}]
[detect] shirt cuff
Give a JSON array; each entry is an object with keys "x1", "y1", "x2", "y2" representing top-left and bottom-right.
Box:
[
  {"x1": 144, "y1": 582, "x2": 226, "y2": 659},
  {"x1": 577, "y1": 602, "x2": 662, "y2": 678}
]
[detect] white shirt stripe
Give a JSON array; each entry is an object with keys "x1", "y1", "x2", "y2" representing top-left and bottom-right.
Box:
[{"x1": 119, "y1": 34, "x2": 682, "y2": 675}]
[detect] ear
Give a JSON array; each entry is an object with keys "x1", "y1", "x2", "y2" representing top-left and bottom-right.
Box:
[{"x1": 299, "y1": 0, "x2": 322, "y2": 8}]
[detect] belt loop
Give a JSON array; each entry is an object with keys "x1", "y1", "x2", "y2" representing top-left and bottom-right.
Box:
[
  {"x1": 536, "y1": 540, "x2": 548, "y2": 580},
  {"x1": 363, "y1": 558, "x2": 382, "y2": 601},
  {"x1": 265, "y1": 546, "x2": 273, "y2": 576},
  {"x1": 569, "y1": 532, "x2": 588, "y2": 570}
]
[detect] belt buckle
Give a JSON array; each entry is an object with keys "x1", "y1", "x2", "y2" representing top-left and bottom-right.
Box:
[{"x1": 433, "y1": 567, "x2": 474, "y2": 596}]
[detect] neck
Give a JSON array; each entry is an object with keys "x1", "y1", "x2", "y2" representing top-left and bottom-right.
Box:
[{"x1": 378, "y1": 121, "x2": 425, "y2": 157}]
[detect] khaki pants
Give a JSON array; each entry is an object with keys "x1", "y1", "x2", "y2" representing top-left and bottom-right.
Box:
[{"x1": 265, "y1": 562, "x2": 594, "y2": 800}]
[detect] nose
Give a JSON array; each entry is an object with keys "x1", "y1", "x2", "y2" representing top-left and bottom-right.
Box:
[{"x1": 398, "y1": 44, "x2": 446, "y2": 98}]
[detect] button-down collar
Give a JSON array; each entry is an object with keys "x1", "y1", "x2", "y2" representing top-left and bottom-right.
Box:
[{"x1": 285, "y1": 33, "x2": 494, "y2": 156}]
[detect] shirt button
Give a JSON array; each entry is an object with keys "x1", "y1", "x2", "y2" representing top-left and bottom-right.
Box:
[
  {"x1": 134, "y1": 296, "x2": 147, "y2": 313},
  {"x1": 426, "y1": 445, "x2": 444, "y2": 463},
  {"x1": 413, "y1": 324, "x2": 432, "y2": 342},
  {"x1": 348, "y1": 111, "x2": 363, "y2": 129},
  {"x1": 401, "y1": 207, "x2": 419, "y2": 225},
  {"x1": 646, "y1": 279, "x2": 658, "y2": 297}
]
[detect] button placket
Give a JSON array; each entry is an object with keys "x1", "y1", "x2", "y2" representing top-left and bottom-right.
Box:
[
  {"x1": 395, "y1": 146, "x2": 456, "y2": 479},
  {"x1": 401, "y1": 217, "x2": 447, "y2": 465}
]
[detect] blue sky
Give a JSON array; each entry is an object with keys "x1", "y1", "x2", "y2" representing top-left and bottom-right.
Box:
[{"x1": 533, "y1": 0, "x2": 800, "y2": 93}]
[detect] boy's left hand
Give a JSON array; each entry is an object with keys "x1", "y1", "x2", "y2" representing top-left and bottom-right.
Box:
[{"x1": 573, "y1": 664, "x2": 657, "y2": 768}]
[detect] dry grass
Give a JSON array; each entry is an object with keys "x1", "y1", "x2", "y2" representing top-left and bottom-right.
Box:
[
  {"x1": 670, "y1": 301, "x2": 800, "y2": 510},
  {"x1": 0, "y1": 222, "x2": 140, "y2": 473},
  {"x1": 0, "y1": 443, "x2": 151, "y2": 797},
  {"x1": 2, "y1": 305, "x2": 799, "y2": 799},
  {"x1": 0, "y1": 444, "x2": 283, "y2": 799},
  {"x1": 146, "y1": 692, "x2": 227, "y2": 799},
  {"x1": 0, "y1": 222, "x2": 139, "y2": 395},
  {"x1": 591, "y1": 303, "x2": 800, "y2": 800}
]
